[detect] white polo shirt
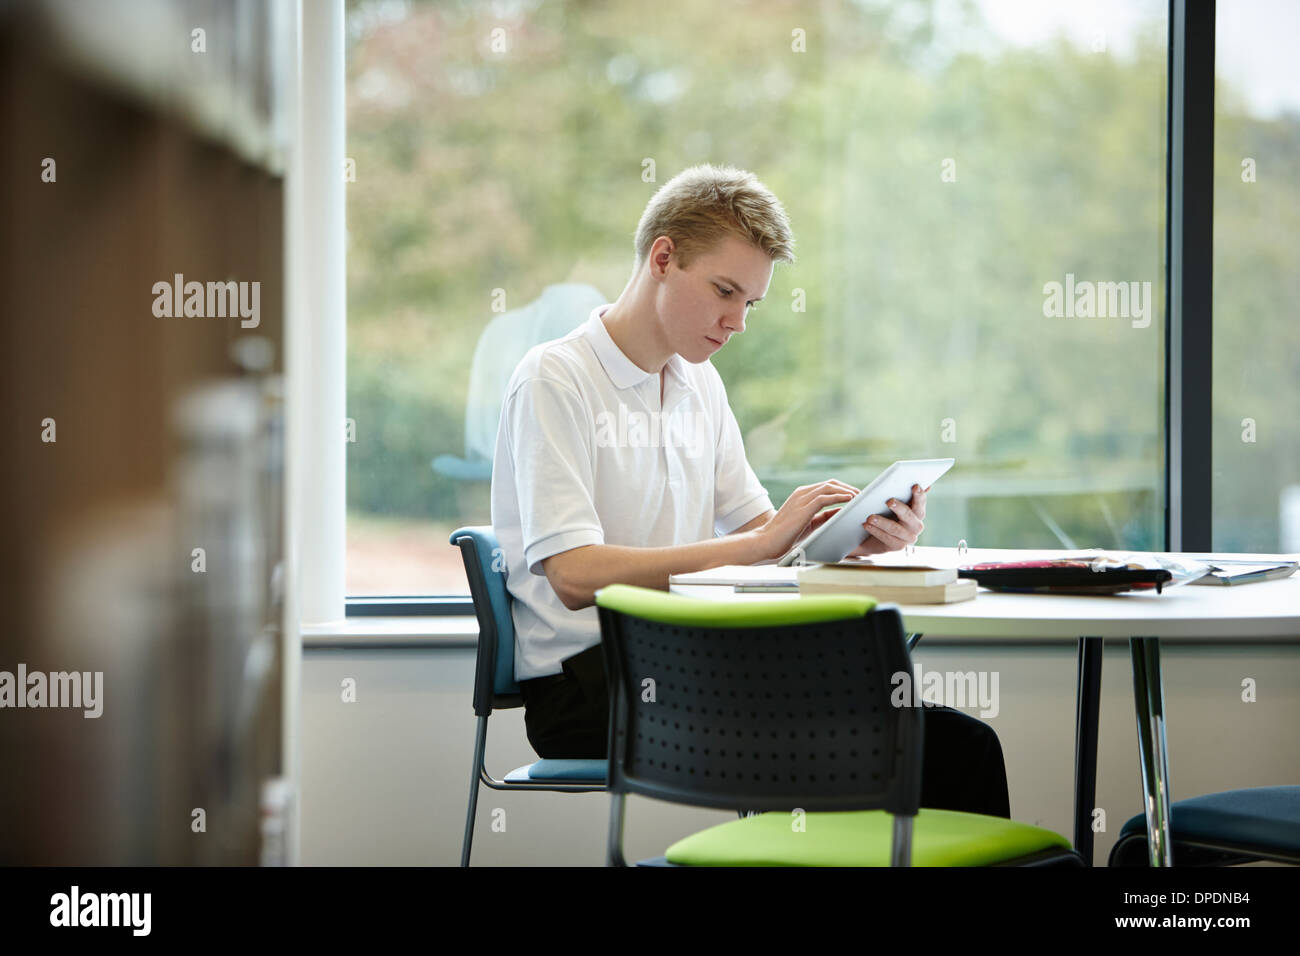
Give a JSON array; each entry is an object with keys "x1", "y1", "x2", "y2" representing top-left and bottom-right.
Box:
[{"x1": 490, "y1": 304, "x2": 774, "y2": 681}]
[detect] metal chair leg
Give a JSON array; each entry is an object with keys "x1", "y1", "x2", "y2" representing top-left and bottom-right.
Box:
[
  {"x1": 891, "y1": 814, "x2": 914, "y2": 867},
  {"x1": 607, "y1": 792, "x2": 628, "y2": 867},
  {"x1": 1130, "y1": 637, "x2": 1174, "y2": 866},
  {"x1": 460, "y1": 715, "x2": 490, "y2": 867},
  {"x1": 1073, "y1": 637, "x2": 1103, "y2": 865}
]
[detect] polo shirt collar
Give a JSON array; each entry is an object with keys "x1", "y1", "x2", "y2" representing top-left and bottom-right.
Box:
[{"x1": 585, "y1": 305, "x2": 688, "y2": 392}]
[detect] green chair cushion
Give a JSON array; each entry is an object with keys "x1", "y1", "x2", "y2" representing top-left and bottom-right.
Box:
[
  {"x1": 594, "y1": 583, "x2": 875, "y2": 628},
  {"x1": 665, "y1": 808, "x2": 1073, "y2": 867}
]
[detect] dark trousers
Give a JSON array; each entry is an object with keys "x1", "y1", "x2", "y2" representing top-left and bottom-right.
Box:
[{"x1": 519, "y1": 645, "x2": 1012, "y2": 819}]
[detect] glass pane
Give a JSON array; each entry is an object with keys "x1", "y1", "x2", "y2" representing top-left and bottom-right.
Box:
[
  {"x1": 1213, "y1": 0, "x2": 1300, "y2": 552},
  {"x1": 345, "y1": 0, "x2": 1169, "y2": 596}
]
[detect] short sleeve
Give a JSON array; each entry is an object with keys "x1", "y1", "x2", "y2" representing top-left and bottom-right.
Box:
[
  {"x1": 711, "y1": 382, "x2": 774, "y2": 536},
  {"x1": 503, "y1": 378, "x2": 606, "y2": 575}
]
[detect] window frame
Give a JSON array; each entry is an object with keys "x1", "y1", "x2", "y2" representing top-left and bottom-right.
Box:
[{"x1": 337, "y1": 0, "x2": 1217, "y2": 616}]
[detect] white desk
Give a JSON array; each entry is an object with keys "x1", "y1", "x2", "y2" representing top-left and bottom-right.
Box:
[{"x1": 671, "y1": 547, "x2": 1300, "y2": 866}]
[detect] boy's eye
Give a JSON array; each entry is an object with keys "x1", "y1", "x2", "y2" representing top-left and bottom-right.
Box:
[
  {"x1": 717, "y1": 285, "x2": 757, "y2": 308},
  {"x1": 717, "y1": 283, "x2": 759, "y2": 310}
]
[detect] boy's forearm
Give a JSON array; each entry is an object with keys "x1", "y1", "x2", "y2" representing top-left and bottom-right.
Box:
[{"x1": 549, "y1": 531, "x2": 770, "y2": 610}]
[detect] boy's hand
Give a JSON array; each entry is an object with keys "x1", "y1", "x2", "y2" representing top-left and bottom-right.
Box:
[
  {"x1": 757, "y1": 480, "x2": 858, "y2": 561},
  {"x1": 833, "y1": 483, "x2": 929, "y2": 558}
]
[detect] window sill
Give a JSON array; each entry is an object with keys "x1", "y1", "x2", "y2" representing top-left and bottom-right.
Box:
[{"x1": 301, "y1": 615, "x2": 479, "y2": 648}]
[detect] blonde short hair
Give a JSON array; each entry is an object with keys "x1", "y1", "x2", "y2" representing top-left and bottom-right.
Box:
[{"x1": 632, "y1": 164, "x2": 795, "y2": 273}]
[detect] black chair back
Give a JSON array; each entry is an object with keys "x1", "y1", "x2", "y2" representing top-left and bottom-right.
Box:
[{"x1": 597, "y1": 603, "x2": 923, "y2": 816}]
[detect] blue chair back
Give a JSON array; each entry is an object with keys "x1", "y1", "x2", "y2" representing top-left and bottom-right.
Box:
[{"x1": 449, "y1": 526, "x2": 521, "y2": 713}]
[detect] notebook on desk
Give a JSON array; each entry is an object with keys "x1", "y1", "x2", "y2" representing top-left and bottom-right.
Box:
[
  {"x1": 668, "y1": 564, "x2": 798, "y2": 587},
  {"x1": 1187, "y1": 560, "x2": 1299, "y2": 586}
]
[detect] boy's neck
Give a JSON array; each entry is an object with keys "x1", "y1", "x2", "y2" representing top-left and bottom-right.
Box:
[{"x1": 600, "y1": 285, "x2": 674, "y2": 376}]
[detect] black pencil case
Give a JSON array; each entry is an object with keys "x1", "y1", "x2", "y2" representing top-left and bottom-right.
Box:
[{"x1": 957, "y1": 559, "x2": 1173, "y2": 595}]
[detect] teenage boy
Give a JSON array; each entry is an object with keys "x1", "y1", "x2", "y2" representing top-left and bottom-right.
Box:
[{"x1": 490, "y1": 164, "x2": 1010, "y2": 817}]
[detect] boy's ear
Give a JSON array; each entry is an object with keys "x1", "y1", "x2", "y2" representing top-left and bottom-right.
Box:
[{"x1": 651, "y1": 235, "x2": 676, "y2": 274}]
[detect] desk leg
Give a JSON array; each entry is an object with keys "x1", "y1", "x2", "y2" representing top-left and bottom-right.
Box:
[
  {"x1": 1073, "y1": 637, "x2": 1103, "y2": 865},
  {"x1": 1130, "y1": 637, "x2": 1174, "y2": 866}
]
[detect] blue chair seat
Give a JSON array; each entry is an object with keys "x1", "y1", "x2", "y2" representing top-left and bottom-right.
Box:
[
  {"x1": 1117, "y1": 786, "x2": 1300, "y2": 855},
  {"x1": 503, "y1": 759, "x2": 608, "y2": 784}
]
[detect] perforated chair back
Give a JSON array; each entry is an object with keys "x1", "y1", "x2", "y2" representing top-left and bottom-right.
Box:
[
  {"x1": 449, "y1": 526, "x2": 519, "y2": 713},
  {"x1": 595, "y1": 584, "x2": 922, "y2": 816}
]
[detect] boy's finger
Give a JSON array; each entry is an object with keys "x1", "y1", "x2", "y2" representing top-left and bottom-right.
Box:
[{"x1": 885, "y1": 498, "x2": 923, "y2": 532}]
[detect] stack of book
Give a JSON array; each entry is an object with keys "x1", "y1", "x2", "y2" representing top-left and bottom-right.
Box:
[{"x1": 797, "y1": 561, "x2": 977, "y2": 604}]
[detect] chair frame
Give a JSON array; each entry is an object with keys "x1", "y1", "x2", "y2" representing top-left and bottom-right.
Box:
[
  {"x1": 597, "y1": 591, "x2": 1081, "y2": 868},
  {"x1": 1109, "y1": 830, "x2": 1300, "y2": 867},
  {"x1": 452, "y1": 530, "x2": 605, "y2": 868},
  {"x1": 598, "y1": 598, "x2": 922, "y2": 867}
]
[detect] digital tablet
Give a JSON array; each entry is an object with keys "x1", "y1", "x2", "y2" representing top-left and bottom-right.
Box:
[{"x1": 775, "y1": 458, "x2": 956, "y2": 567}]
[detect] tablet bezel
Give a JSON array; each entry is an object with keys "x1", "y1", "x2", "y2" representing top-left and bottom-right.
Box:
[{"x1": 776, "y1": 458, "x2": 956, "y2": 566}]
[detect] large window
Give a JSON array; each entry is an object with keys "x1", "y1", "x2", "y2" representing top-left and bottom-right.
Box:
[
  {"x1": 1212, "y1": 0, "x2": 1300, "y2": 552},
  {"x1": 345, "y1": 0, "x2": 1172, "y2": 598}
]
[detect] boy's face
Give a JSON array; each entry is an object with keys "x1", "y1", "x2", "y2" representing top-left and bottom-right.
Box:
[{"x1": 654, "y1": 234, "x2": 773, "y2": 364}]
